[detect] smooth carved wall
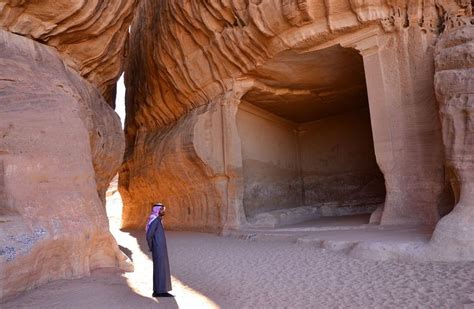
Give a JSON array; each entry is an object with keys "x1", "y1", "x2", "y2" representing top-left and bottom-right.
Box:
[
  {"x1": 237, "y1": 103, "x2": 384, "y2": 218},
  {"x1": 237, "y1": 103, "x2": 302, "y2": 217},
  {"x1": 299, "y1": 108, "x2": 385, "y2": 208}
]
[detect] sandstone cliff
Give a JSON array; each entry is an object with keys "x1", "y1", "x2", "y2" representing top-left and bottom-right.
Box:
[
  {"x1": 0, "y1": 0, "x2": 138, "y2": 300},
  {"x1": 0, "y1": 0, "x2": 138, "y2": 104},
  {"x1": 121, "y1": 0, "x2": 471, "y2": 237}
]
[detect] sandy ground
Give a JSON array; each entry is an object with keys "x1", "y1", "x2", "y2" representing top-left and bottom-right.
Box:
[{"x1": 4, "y1": 192, "x2": 474, "y2": 308}]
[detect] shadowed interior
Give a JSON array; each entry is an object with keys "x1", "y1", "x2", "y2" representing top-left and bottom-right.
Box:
[
  {"x1": 245, "y1": 45, "x2": 369, "y2": 123},
  {"x1": 238, "y1": 45, "x2": 386, "y2": 220}
]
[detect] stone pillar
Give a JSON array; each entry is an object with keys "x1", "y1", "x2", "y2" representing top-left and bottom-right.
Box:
[
  {"x1": 218, "y1": 91, "x2": 248, "y2": 231},
  {"x1": 429, "y1": 21, "x2": 474, "y2": 260},
  {"x1": 343, "y1": 27, "x2": 445, "y2": 226}
]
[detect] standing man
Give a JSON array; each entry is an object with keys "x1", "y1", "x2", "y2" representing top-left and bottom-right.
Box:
[{"x1": 146, "y1": 203, "x2": 173, "y2": 297}]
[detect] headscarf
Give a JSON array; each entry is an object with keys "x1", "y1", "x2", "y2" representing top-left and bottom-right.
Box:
[{"x1": 146, "y1": 204, "x2": 162, "y2": 232}]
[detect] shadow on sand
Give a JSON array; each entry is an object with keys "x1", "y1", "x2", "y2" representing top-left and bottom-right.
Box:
[
  {"x1": 2, "y1": 267, "x2": 172, "y2": 309},
  {"x1": 119, "y1": 244, "x2": 134, "y2": 262}
]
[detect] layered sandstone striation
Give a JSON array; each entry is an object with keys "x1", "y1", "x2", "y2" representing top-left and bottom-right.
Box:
[
  {"x1": 124, "y1": 0, "x2": 467, "y2": 127},
  {"x1": 122, "y1": 0, "x2": 470, "y2": 236},
  {"x1": 0, "y1": 0, "x2": 139, "y2": 104},
  {"x1": 0, "y1": 29, "x2": 128, "y2": 299},
  {"x1": 0, "y1": 0, "x2": 139, "y2": 298},
  {"x1": 0, "y1": 0, "x2": 139, "y2": 300}
]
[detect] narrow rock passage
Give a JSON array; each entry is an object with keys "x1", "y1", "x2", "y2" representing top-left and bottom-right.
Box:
[{"x1": 4, "y1": 192, "x2": 474, "y2": 308}]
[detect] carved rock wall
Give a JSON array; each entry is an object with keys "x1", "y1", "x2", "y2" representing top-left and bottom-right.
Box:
[
  {"x1": 120, "y1": 103, "x2": 224, "y2": 232},
  {"x1": 0, "y1": 0, "x2": 139, "y2": 104},
  {"x1": 366, "y1": 25, "x2": 446, "y2": 225},
  {"x1": 123, "y1": 0, "x2": 468, "y2": 232},
  {"x1": 0, "y1": 30, "x2": 127, "y2": 300}
]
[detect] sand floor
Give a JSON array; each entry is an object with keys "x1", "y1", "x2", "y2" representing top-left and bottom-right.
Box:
[{"x1": 4, "y1": 192, "x2": 474, "y2": 308}]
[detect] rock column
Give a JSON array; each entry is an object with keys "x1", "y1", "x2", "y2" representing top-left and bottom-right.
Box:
[{"x1": 347, "y1": 26, "x2": 446, "y2": 226}]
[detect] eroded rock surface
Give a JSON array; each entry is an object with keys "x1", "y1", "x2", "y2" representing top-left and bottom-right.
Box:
[
  {"x1": 121, "y1": 0, "x2": 470, "y2": 233},
  {"x1": 430, "y1": 20, "x2": 474, "y2": 260},
  {"x1": 0, "y1": 0, "x2": 139, "y2": 104},
  {"x1": 0, "y1": 30, "x2": 127, "y2": 300}
]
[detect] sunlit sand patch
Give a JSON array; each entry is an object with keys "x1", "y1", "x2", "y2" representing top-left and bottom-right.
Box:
[
  {"x1": 169, "y1": 276, "x2": 219, "y2": 308},
  {"x1": 107, "y1": 190, "x2": 219, "y2": 308},
  {"x1": 118, "y1": 238, "x2": 218, "y2": 308}
]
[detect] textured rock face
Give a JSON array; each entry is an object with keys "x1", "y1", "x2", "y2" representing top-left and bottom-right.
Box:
[
  {"x1": 430, "y1": 20, "x2": 474, "y2": 260},
  {"x1": 0, "y1": 0, "x2": 139, "y2": 104},
  {"x1": 124, "y1": 0, "x2": 466, "y2": 128},
  {"x1": 120, "y1": 104, "x2": 226, "y2": 232},
  {"x1": 0, "y1": 30, "x2": 127, "y2": 299},
  {"x1": 122, "y1": 0, "x2": 470, "y2": 232}
]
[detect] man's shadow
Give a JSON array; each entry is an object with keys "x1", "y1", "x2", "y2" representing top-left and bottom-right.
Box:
[
  {"x1": 119, "y1": 245, "x2": 133, "y2": 261},
  {"x1": 124, "y1": 229, "x2": 151, "y2": 258}
]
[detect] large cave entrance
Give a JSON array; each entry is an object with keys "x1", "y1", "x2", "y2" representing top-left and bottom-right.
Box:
[{"x1": 237, "y1": 45, "x2": 386, "y2": 228}]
